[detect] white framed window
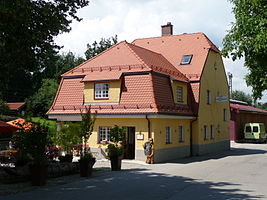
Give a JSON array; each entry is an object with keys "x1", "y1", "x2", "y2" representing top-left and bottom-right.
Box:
[
  {"x1": 177, "y1": 86, "x2": 183, "y2": 102},
  {"x1": 178, "y1": 125, "x2": 184, "y2": 142},
  {"x1": 99, "y1": 127, "x2": 111, "y2": 142},
  {"x1": 210, "y1": 125, "x2": 214, "y2": 139},
  {"x1": 223, "y1": 109, "x2": 227, "y2": 121},
  {"x1": 206, "y1": 90, "x2": 211, "y2": 104},
  {"x1": 204, "y1": 125, "x2": 209, "y2": 140},
  {"x1": 95, "y1": 83, "x2": 109, "y2": 99},
  {"x1": 181, "y1": 55, "x2": 193, "y2": 65},
  {"x1": 166, "y1": 126, "x2": 172, "y2": 144}
]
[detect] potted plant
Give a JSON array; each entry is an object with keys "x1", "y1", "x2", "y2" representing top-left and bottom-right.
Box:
[
  {"x1": 15, "y1": 122, "x2": 49, "y2": 186},
  {"x1": 79, "y1": 152, "x2": 96, "y2": 177},
  {"x1": 79, "y1": 106, "x2": 97, "y2": 177},
  {"x1": 106, "y1": 125, "x2": 125, "y2": 171}
]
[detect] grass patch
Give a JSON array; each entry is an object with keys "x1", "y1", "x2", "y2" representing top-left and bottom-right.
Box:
[{"x1": 31, "y1": 117, "x2": 57, "y2": 133}]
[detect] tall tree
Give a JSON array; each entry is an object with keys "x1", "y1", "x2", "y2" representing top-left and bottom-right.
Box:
[
  {"x1": 27, "y1": 79, "x2": 58, "y2": 117},
  {"x1": 222, "y1": 0, "x2": 267, "y2": 100},
  {"x1": 231, "y1": 90, "x2": 253, "y2": 106},
  {"x1": 85, "y1": 35, "x2": 118, "y2": 60},
  {"x1": 0, "y1": 0, "x2": 89, "y2": 102},
  {"x1": 35, "y1": 52, "x2": 85, "y2": 84}
]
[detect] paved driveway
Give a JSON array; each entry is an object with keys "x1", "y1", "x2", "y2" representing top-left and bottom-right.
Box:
[{"x1": 4, "y1": 142, "x2": 267, "y2": 200}]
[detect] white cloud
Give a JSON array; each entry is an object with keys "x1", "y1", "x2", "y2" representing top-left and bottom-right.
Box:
[{"x1": 55, "y1": 0, "x2": 267, "y2": 102}]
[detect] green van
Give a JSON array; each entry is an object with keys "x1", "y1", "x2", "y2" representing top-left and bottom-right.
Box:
[{"x1": 244, "y1": 123, "x2": 267, "y2": 142}]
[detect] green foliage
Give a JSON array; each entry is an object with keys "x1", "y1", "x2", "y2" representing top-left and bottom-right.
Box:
[
  {"x1": 222, "y1": 0, "x2": 267, "y2": 100},
  {"x1": 52, "y1": 122, "x2": 82, "y2": 153},
  {"x1": 231, "y1": 90, "x2": 253, "y2": 106},
  {"x1": 85, "y1": 35, "x2": 118, "y2": 60},
  {"x1": 106, "y1": 125, "x2": 125, "y2": 157},
  {"x1": 80, "y1": 152, "x2": 94, "y2": 161},
  {"x1": 27, "y1": 79, "x2": 58, "y2": 117},
  {"x1": 110, "y1": 125, "x2": 126, "y2": 143},
  {"x1": 257, "y1": 102, "x2": 267, "y2": 110},
  {"x1": 14, "y1": 122, "x2": 49, "y2": 165},
  {"x1": 0, "y1": 0, "x2": 89, "y2": 102},
  {"x1": 31, "y1": 117, "x2": 57, "y2": 133},
  {"x1": 107, "y1": 143, "x2": 124, "y2": 157},
  {"x1": 37, "y1": 52, "x2": 85, "y2": 83},
  {"x1": 80, "y1": 106, "x2": 97, "y2": 155},
  {"x1": 0, "y1": 99, "x2": 12, "y2": 121}
]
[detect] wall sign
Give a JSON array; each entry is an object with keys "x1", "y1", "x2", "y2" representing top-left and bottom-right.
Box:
[{"x1": 136, "y1": 134, "x2": 144, "y2": 140}]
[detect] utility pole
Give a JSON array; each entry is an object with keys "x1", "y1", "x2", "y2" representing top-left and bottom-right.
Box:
[{"x1": 227, "y1": 72, "x2": 233, "y2": 99}]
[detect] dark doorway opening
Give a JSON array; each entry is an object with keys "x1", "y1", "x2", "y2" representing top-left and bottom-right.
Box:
[{"x1": 124, "y1": 127, "x2": 135, "y2": 159}]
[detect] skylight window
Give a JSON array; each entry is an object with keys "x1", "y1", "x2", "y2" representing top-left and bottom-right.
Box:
[{"x1": 180, "y1": 55, "x2": 193, "y2": 65}]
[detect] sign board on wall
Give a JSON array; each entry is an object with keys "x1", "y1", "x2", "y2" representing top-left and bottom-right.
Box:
[
  {"x1": 216, "y1": 96, "x2": 229, "y2": 102},
  {"x1": 136, "y1": 134, "x2": 144, "y2": 140}
]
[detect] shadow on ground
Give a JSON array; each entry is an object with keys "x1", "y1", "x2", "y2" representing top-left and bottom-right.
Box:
[
  {"x1": 4, "y1": 167, "x2": 264, "y2": 200},
  {"x1": 165, "y1": 147, "x2": 267, "y2": 164}
]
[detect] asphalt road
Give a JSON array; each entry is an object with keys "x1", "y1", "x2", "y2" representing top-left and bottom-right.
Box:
[{"x1": 4, "y1": 142, "x2": 267, "y2": 200}]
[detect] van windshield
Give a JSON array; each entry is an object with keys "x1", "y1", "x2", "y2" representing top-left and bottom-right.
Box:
[
  {"x1": 253, "y1": 126, "x2": 258, "y2": 132},
  {"x1": 246, "y1": 126, "x2": 251, "y2": 132}
]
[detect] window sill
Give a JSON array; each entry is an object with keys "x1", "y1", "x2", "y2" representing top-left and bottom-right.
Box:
[
  {"x1": 166, "y1": 142, "x2": 172, "y2": 144},
  {"x1": 179, "y1": 140, "x2": 185, "y2": 143},
  {"x1": 94, "y1": 98, "x2": 109, "y2": 100}
]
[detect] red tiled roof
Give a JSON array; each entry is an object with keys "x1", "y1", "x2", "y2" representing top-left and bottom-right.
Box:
[
  {"x1": 190, "y1": 82, "x2": 200, "y2": 103},
  {"x1": 62, "y1": 41, "x2": 188, "y2": 83},
  {"x1": 82, "y1": 71, "x2": 122, "y2": 82},
  {"x1": 230, "y1": 104, "x2": 267, "y2": 114},
  {"x1": 48, "y1": 73, "x2": 194, "y2": 116},
  {"x1": 132, "y1": 32, "x2": 219, "y2": 81},
  {"x1": 47, "y1": 32, "x2": 222, "y2": 117},
  {"x1": 4, "y1": 102, "x2": 25, "y2": 111}
]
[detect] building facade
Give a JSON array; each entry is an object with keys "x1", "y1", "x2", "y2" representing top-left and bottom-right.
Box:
[{"x1": 47, "y1": 23, "x2": 230, "y2": 162}]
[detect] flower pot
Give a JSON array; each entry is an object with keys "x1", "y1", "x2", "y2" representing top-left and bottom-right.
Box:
[
  {"x1": 110, "y1": 156, "x2": 122, "y2": 171},
  {"x1": 29, "y1": 164, "x2": 48, "y2": 186},
  {"x1": 79, "y1": 158, "x2": 96, "y2": 177}
]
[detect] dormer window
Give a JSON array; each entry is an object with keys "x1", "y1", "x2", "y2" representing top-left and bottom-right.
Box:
[
  {"x1": 180, "y1": 55, "x2": 193, "y2": 65},
  {"x1": 95, "y1": 83, "x2": 109, "y2": 99}
]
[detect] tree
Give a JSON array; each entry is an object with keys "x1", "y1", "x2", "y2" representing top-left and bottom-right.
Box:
[
  {"x1": 231, "y1": 90, "x2": 253, "y2": 106},
  {"x1": 52, "y1": 122, "x2": 82, "y2": 154},
  {"x1": 27, "y1": 79, "x2": 58, "y2": 117},
  {"x1": 85, "y1": 35, "x2": 118, "y2": 59},
  {"x1": 257, "y1": 102, "x2": 267, "y2": 110},
  {"x1": 35, "y1": 51, "x2": 85, "y2": 83},
  {"x1": 222, "y1": 0, "x2": 267, "y2": 100},
  {"x1": 0, "y1": 0, "x2": 89, "y2": 102},
  {"x1": 80, "y1": 106, "x2": 97, "y2": 156}
]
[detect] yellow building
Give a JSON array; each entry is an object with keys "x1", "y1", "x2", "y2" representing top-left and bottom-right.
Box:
[{"x1": 47, "y1": 23, "x2": 230, "y2": 162}]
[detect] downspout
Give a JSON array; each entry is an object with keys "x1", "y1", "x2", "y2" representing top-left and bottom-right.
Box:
[
  {"x1": 190, "y1": 118, "x2": 197, "y2": 157},
  {"x1": 146, "y1": 115, "x2": 151, "y2": 138}
]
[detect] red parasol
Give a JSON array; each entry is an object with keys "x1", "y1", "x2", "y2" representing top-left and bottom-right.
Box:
[{"x1": 0, "y1": 121, "x2": 20, "y2": 133}]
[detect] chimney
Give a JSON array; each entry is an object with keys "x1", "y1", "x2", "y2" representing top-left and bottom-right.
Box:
[{"x1": 161, "y1": 22, "x2": 173, "y2": 36}]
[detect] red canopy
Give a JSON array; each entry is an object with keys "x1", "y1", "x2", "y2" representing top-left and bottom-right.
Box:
[{"x1": 0, "y1": 121, "x2": 20, "y2": 133}]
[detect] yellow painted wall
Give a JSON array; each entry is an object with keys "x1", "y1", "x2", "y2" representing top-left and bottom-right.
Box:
[
  {"x1": 151, "y1": 118, "x2": 191, "y2": 150},
  {"x1": 171, "y1": 81, "x2": 188, "y2": 104},
  {"x1": 84, "y1": 81, "x2": 121, "y2": 103},
  {"x1": 87, "y1": 117, "x2": 191, "y2": 151},
  {"x1": 88, "y1": 118, "x2": 149, "y2": 150},
  {"x1": 194, "y1": 50, "x2": 230, "y2": 145}
]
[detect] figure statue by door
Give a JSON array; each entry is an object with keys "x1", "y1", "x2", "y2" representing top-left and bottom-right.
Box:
[{"x1": 143, "y1": 138, "x2": 154, "y2": 164}]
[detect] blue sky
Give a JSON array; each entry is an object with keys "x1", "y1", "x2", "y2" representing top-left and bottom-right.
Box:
[{"x1": 55, "y1": 0, "x2": 267, "y2": 102}]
